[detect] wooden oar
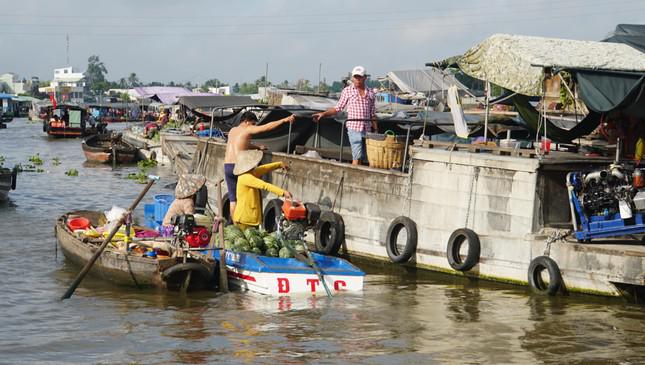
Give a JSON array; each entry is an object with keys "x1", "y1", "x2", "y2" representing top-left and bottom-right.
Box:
[
  {"x1": 280, "y1": 233, "x2": 333, "y2": 298},
  {"x1": 60, "y1": 176, "x2": 158, "y2": 300}
]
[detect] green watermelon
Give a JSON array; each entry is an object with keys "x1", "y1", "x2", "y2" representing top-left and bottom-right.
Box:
[
  {"x1": 250, "y1": 236, "x2": 265, "y2": 250},
  {"x1": 224, "y1": 240, "x2": 234, "y2": 250},
  {"x1": 265, "y1": 247, "x2": 279, "y2": 257},
  {"x1": 234, "y1": 237, "x2": 249, "y2": 247},
  {"x1": 250, "y1": 247, "x2": 262, "y2": 255},
  {"x1": 294, "y1": 243, "x2": 306, "y2": 254},
  {"x1": 244, "y1": 227, "x2": 260, "y2": 240},
  {"x1": 278, "y1": 247, "x2": 293, "y2": 258}
]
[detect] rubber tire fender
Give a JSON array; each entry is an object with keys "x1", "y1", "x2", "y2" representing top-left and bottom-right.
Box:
[
  {"x1": 446, "y1": 228, "x2": 481, "y2": 271},
  {"x1": 385, "y1": 216, "x2": 418, "y2": 264},
  {"x1": 262, "y1": 198, "x2": 284, "y2": 232},
  {"x1": 527, "y1": 256, "x2": 562, "y2": 296},
  {"x1": 314, "y1": 211, "x2": 344, "y2": 256},
  {"x1": 161, "y1": 262, "x2": 213, "y2": 282},
  {"x1": 193, "y1": 184, "x2": 208, "y2": 214},
  {"x1": 11, "y1": 166, "x2": 17, "y2": 190}
]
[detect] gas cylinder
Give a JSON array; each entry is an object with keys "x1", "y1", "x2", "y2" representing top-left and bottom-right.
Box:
[{"x1": 633, "y1": 168, "x2": 644, "y2": 188}]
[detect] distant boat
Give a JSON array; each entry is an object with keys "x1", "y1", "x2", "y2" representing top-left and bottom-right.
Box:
[
  {"x1": 0, "y1": 166, "x2": 17, "y2": 201},
  {"x1": 43, "y1": 104, "x2": 105, "y2": 138},
  {"x1": 82, "y1": 133, "x2": 138, "y2": 164}
]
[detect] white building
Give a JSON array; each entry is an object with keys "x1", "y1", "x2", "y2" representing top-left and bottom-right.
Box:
[
  {"x1": 39, "y1": 66, "x2": 85, "y2": 104},
  {"x1": 0, "y1": 73, "x2": 26, "y2": 94}
]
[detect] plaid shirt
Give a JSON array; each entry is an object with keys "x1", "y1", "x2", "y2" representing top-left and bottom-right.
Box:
[{"x1": 335, "y1": 84, "x2": 376, "y2": 132}]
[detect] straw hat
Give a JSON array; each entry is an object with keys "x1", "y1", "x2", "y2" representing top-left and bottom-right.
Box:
[
  {"x1": 233, "y1": 150, "x2": 263, "y2": 175},
  {"x1": 175, "y1": 174, "x2": 206, "y2": 199}
]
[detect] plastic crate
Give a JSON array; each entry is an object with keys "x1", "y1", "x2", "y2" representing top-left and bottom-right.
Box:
[{"x1": 154, "y1": 194, "x2": 174, "y2": 222}]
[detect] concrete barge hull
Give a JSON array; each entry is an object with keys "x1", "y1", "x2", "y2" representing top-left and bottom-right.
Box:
[{"x1": 175, "y1": 137, "x2": 644, "y2": 298}]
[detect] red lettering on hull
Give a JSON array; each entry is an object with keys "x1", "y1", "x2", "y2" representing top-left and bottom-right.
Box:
[{"x1": 277, "y1": 278, "x2": 290, "y2": 293}]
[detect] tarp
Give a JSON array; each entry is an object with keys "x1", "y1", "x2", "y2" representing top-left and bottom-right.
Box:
[
  {"x1": 177, "y1": 95, "x2": 259, "y2": 112},
  {"x1": 603, "y1": 24, "x2": 645, "y2": 53},
  {"x1": 512, "y1": 94, "x2": 602, "y2": 142},
  {"x1": 386, "y1": 68, "x2": 469, "y2": 94},
  {"x1": 448, "y1": 34, "x2": 645, "y2": 96},
  {"x1": 574, "y1": 70, "x2": 645, "y2": 117}
]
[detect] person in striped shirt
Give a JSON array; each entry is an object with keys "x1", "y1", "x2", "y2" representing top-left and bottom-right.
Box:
[{"x1": 313, "y1": 65, "x2": 377, "y2": 165}]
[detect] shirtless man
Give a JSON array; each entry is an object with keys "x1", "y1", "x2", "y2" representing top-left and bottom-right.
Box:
[{"x1": 224, "y1": 111, "x2": 296, "y2": 216}]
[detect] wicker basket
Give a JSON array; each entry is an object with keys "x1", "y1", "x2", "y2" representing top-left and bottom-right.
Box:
[{"x1": 366, "y1": 132, "x2": 404, "y2": 169}]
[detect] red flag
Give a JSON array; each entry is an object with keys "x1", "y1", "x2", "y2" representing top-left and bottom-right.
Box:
[{"x1": 49, "y1": 93, "x2": 57, "y2": 109}]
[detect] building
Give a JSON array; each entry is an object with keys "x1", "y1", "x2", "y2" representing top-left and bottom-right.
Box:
[
  {"x1": 0, "y1": 73, "x2": 26, "y2": 94},
  {"x1": 39, "y1": 66, "x2": 85, "y2": 104}
]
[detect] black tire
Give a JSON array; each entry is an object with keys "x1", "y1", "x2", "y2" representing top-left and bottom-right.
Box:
[
  {"x1": 386, "y1": 216, "x2": 417, "y2": 263},
  {"x1": 315, "y1": 211, "x2": 344, "y2": 256},
  {"x1": 446, "y1": 228, "x2": 481, "y2": 271},
  {"x1": 161, "y1": 262, "x2": 213, "y2": 290},
  {"x1": 528, "y1": 256, "x2": 562, "y2": 296},
  {"x1": 221, "y1": 193, "x2": 231, "y2": 224},
  {"x1": 11, "y1": 166, "x2": 17, "y2": 190},
  {"x1": 194, "y1": 184, "x2": 208, "y2": 214},
  {"x1": 262, "y1": 198, "x2": 284, "y2": 232}
]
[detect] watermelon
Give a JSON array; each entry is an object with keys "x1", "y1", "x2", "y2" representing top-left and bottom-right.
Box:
[
  {"x1": 278, "y1": 247, "x2": 293, "y2": 258},
  {"x1": 265, "y1": 247, "x2": 279, "y2": 257},
  {"x1": 224, "y1": 240, "x2": 234, "y2": 250},
  {"x1": 250, "y1": 247, "x2": 262, "y2": 255},
  {"x1": 294, "y1": 243, "x2": 306, "y2": 254},
  {"x1": 244, "y1": 227, "x2": 261, "y2": 240},
  {"x1": 250, "y1": 236, "x2": 265, "y2": 250},
  {"x1": 234, "y1": 237, "x2": 249, "y2": 247}
]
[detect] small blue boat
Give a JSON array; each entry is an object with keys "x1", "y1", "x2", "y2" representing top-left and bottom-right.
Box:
[{"x1": 212, "y1": 250, "x2": 365, "y2": 295}]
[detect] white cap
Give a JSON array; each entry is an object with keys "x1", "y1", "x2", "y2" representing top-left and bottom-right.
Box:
[{"x1": 351, "y1": 65, "x2": 366, "y2": 77}]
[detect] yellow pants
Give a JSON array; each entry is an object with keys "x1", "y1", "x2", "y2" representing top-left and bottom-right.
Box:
[{"x1": 234, "y1": 222, "x2": 258, "y2": 231}]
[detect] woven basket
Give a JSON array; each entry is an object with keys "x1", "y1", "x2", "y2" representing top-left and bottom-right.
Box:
[{"x1": 366, "y1": 132, "x2": 404, "y2": 169}]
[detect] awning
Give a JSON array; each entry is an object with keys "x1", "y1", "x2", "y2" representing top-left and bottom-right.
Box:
[
  {"x1": 440, "y1": 33, "x2": 645, "y2": 96},
  {"x1": 385, "y1": 68, "x2": 469, "y2": 94},
  {"x1": 177, "y1": 95, "x2": 260, "y2": 112}
]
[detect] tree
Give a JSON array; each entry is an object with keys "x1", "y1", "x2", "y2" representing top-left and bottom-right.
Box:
[
  {"x1": 279, "y1": 80, "x2": 290, "y2": 89},
  {"x1": 86, "y1": 55, "x2": 108, "y2": 94},
  {"x1": 127, "y1": 73, "x2": 140, "y2": 87},
  {"x1": 232, "y1": 83, "x2": 240, "y2": 94},
  {"x1": 119, "y1": 78, "x2": 127, "y2": 88}
]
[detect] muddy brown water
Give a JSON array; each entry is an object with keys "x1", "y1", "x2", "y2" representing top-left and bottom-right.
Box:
[{"x1": 1, "y1": 119, "x2": 644, "y2": 364}]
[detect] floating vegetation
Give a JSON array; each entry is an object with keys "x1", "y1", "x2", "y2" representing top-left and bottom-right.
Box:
[
  {"x1": 29, "y1": 154, "x2": 44, "y2": 166},
  {"x1": 0, "y1": 155, "x2": 5, "y2": 166},
  {"x1": 137, "y1": 159, "x2": 157, "y2": 171},
  {"x1": 65, "y1": 168, "x2": 79, "y2": 176},
  {"x1": 52, "y1": 157, "x2": 61, "y2": 166},
  {"x1": 126, "y1": 171, "x2": 147, "y2": 184}
]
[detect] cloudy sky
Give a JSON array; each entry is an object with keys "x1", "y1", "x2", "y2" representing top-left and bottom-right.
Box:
[{"x1": 1, "y1": 0, "x2": 643, "y2": 85}]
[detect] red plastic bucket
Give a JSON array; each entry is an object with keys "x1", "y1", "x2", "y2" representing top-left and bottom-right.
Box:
[{"x1": 67, "y1": 217, "x2": 90, "y2": 231}]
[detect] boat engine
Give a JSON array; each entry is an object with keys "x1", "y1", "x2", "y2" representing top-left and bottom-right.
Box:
[
  {"x1": 170, "y1": 214, "x2": 211, "y2": 248},
  {"x1": 277, "y1": 200, "x2": 321, "y2": 241},
  {"x1": 572, "y1": 165, "x2": 637, "y2": 217}
]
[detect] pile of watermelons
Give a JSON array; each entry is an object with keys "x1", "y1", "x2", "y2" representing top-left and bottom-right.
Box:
[{"x1": 217, "y1": 225, "x2": 306, "y2": 258}]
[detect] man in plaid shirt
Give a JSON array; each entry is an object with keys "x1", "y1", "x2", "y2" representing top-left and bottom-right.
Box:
[{"x1": 313, "y1": 65, "x2": 377, "y2": 165}]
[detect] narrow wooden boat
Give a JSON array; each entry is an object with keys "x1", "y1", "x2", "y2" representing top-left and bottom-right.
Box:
[
  {"x1": 0, "y1": 166, "x2": 17, "y2": 201},
  {"x1": 212, "y1": 249, "x2": 365, "y2": 295},
  {"x1": 81, "y1": 134, "x2": 138, "y2": 163},
  {"x1": 56, "y1": 211, "x2": 217, "y2": 291}
]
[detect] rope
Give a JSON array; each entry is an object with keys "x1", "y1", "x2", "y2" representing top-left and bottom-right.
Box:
[
  {"x1": 464, "y1": 166, "x2": 480, "y2": 228},
  {"x1": 543, "y1": 229, "x2": 571, "y2": 257}
]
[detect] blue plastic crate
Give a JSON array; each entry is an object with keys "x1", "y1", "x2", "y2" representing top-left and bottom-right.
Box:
[{"x1": 154, "y1": 194, "x2": 174, "y2": 222}]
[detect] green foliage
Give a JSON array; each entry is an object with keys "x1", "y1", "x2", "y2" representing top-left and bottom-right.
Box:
[
  {"x1": 52, "y1": 157, "x2": 61, "y2": 166},
  {"x1": 137, "y1": 159, "x2": 157, "y2": 171},
  {"x1": 126, "y1": 171, "x2": 147, "y2": 183},
  {"x1": 559, "y1": 71, "x2": 574, "y2": 111},
  {"x1": 86, "y1": 55, "x2": 108, "y2": 94},
  {"x1": 0, "y1": 155, "x2": 5, "y2": 166},
  {"x1": 65, "y1": 168, "x2": 79, "y2": 176},
  {"x1": 28, "y1": 154, "x2": 44, "y2": 165}
]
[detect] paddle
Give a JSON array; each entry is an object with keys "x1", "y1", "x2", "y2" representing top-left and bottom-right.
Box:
[
  {"x1": 277, "y1": 214, "x2": 333, "y2": 298},
  {"x1": 60, "y1": 176, "x2": 159, "y2": 300}
]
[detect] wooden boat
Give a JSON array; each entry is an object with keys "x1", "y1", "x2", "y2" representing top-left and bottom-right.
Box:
[
  {"x1": 81, "y1": 133, "x2": 138, "y2": 163},
  {"x1": 56, "y1": 211, "x2": 217, "y2": 290},
  {"x1": 0, "y1": 166, "x2": 17, "y2": 201},
  {"x1": 43, "y1": 104, "x2": 105, "y2": 138},
  {"x1": 212, "y1": 249, "x2": 365, "y2": 295}
]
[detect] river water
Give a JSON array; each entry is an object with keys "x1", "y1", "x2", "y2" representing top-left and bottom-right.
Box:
[{"x1": 0, "y1": 118, "x2": 644, "y2": 365}]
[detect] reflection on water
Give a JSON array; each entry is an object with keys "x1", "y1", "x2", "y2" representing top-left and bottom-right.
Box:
[{"x1": 0, "y1": 119, "x2": 644, "y2": 364}]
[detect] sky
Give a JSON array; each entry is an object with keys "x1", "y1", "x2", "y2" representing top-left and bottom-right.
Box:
[{"x1": 1, "y1": 0, "x2": 644, "y2": 86}]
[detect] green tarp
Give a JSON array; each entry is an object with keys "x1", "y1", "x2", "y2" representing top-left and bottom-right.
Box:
[
  {"x1": 512, "y1": 94, "x2": 602, "y2": 142},
  {"x1": 575, "y1": 70, "x2": 645, "y2": 118}
]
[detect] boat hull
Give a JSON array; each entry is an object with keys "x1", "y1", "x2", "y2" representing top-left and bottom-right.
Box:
[
  {"x1": 213, "y1": 250, "x2": 364, "y2": 295},
  {"x1": 81, "y1": 134, "x2": 138, "y2": 163},
  {"x1": 56, "y1": 212, "x2": 215, "y2": 290},
  {"x1": 0, "y1": 168, "x2": 16, "y2": 201}
]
